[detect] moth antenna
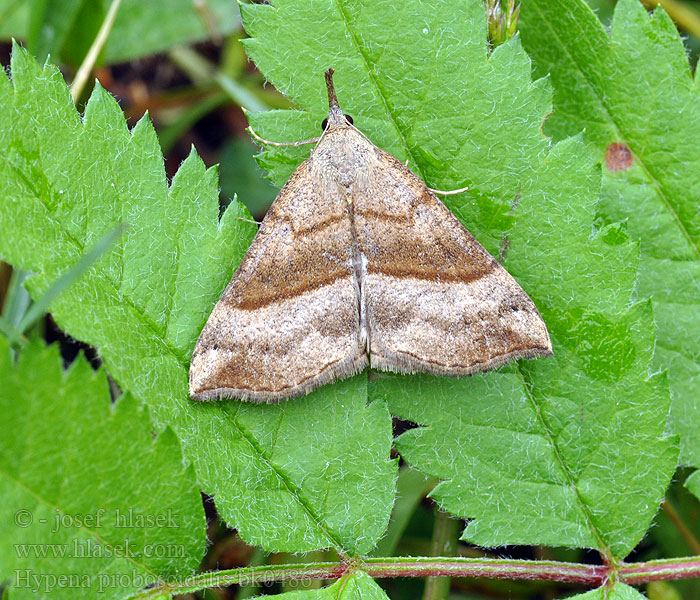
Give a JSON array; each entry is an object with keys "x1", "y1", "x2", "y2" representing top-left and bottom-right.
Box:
[{"x1": 247, "y1": 125, "x2": 320, "y2": 147}]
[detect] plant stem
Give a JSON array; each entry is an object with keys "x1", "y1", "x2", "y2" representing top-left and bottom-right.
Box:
[
  {"x1": 168, "y1": 45, "x2": 268, "y2": 113},
  {"x1": 365, "y1": 556, "x2": 607, "y2": 584},
  {"x1": 70, "y1": 0, "x2": 123, "y2": 104},
  {"x1": 422, "y1": 510, "x2": 460, "y2": 600},
  {"x1": 662, "y1": 496, "x2": 700, "y2": 555},
  {"x1": 620, "y1": 556, "x2": 700, "y2": 584},
  {"x1": 126, "y1": 555, "x2": 700, "y2": 599}
]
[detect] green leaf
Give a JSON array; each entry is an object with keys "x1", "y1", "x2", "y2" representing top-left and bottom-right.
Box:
[
  {"x1": 26, "y1": 0, "x2": 88, "y2": 63},
  {"x1": 569, "y1": 583, "x2": 647, "y2": 600},
  {"x1": 101, "y1": 0, "x2": 240, "y2": 64},
  {"x1": 0, "y1": 338, "x2": 206, "y2": 599},
  {"x1": 374, "y1": 135, "x2": 678, "y2": 559},
  {"x1": 518, "y1": 0, "x2": 700, "y2": 467},
  {"x1": 10, "y1": 223, "x2": 125, "y2": 345},
  {"x1": 1, "y1": 0, "x2": 240, "y2": 65},
  {"x1": 369, "y1": 467, "x2": 434, "y2": 557},
  {"x1": 218, "y1": 138, "x2": 278, "y2": 220},
  {"x1": 686, "y1": 470, "x2": 700, "y2": 502},
  {"x1": 240, "y1": 0, "x2": 678, "y2": 559},
  {"x1": 0, "y1": 43, "x2": 397, "y2": 557},
  {"x1": 197, "y1": 376, "x2": 396, "y2": 555}
]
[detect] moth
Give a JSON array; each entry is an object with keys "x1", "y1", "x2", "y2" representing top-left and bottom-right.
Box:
[{"x1": 190, "y1": 70, "x2": 552, "y2": 402}]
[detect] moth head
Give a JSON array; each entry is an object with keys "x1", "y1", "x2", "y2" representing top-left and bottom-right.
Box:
[{"x1": 322, "y1": 114, "x2": 354, "y2": 131}]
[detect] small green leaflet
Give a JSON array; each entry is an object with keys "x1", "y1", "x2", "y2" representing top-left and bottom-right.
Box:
[
  {"x1": 570, "y1": 583, "x2": 646, "y2": 600},
  {"x1": 264, "y1": 572, "x2": 389, "y2": 600}
]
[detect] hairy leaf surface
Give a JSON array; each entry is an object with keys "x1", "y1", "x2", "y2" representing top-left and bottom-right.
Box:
[
  {"x1": 520, "y1": 0, "x2": 700, "y2": 467},
  {"x1": 0, "y1": 339, "x2": 205, "y2": 599},
  {"x1": 0, "y1": 45, "x2": 396, "y2": 556},
  {"x1": 242, "y1": 0, "x2": 677, "y2": 560}
]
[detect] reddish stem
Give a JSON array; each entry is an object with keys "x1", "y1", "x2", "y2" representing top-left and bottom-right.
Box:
[{"x1": 129, "y1": 555, "x2": 700, "y2": 599}]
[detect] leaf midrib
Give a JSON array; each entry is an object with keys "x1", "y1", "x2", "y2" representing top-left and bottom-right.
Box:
[
  {"x1": 227, "y1": 404, "x2": 347, "y2": 553},
  {"x1": 333, "y1": 0, "x2": 427, "y2": 182},
  {"x1": 516, "y1": 369, "x2": 613, "y2": 560}
]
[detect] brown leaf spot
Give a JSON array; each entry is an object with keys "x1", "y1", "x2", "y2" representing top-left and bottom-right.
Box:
[{"x1": 605, "y1": 142, "x2": 634, "y2": 172}]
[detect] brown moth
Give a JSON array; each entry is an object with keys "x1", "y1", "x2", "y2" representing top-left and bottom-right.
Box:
[{"x1": 189, "y1": 70, "x2": 552, "y2": 402}]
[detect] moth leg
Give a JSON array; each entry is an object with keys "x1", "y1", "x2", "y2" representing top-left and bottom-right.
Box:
[
  {"x1": 233, "y1": 216, "x2": 262, "y2": 225},
  {"x1": 427, "y1": 184, "x2": 470, "y2": 196}
]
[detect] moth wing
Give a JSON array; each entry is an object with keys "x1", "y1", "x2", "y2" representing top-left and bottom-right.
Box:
[
  {"x1": 189, "y1": 159, "x2": 366, "y2": 402},
  {"x1": 355, "y1": 147, "x2": 552, "y2": 376}
]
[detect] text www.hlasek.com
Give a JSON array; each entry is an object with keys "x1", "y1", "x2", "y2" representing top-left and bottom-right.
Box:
[{"x1": 15, "y1": 538, "x2": 186, "y2": 559}]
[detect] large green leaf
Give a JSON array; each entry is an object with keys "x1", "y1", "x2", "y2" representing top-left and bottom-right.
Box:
[
  {"x1": 242, "y1": 0, "x2": 678, "y2": 560},
  {"x1": 0, "y1": 44, "x2": 397, "y2": 556},
  {"x1": 0, "y1": 338, "x2": 206, "y2": 599},
  {"x1": 519, "y1": 0, "x2": 700, "y2": 467}
]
